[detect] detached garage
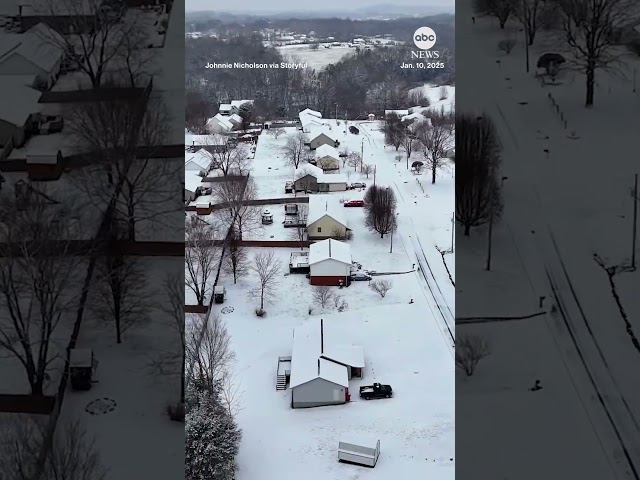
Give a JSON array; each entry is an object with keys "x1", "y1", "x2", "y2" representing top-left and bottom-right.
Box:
[{"x1": 308, "y1": 239, "x2": 351, "y2": 286}]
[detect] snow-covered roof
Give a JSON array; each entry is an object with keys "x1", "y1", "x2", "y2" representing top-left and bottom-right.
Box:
[
  {"x1": 20, "y1": 23, "x2": 64, "y2": 72},
  {"x1": 322, "y1": 345, "x2": 365, "y2": 368},
  {"x1": 0, "y1": 76, "x2": 42, "y2": 126},
  {"x1": 219, "y1": 103, "x2": 232, "y2": 111},
  {"x1": 308, "y1": 239, "x2": 351, "y2": 265},
  {"x1": 319, "y1": 173, "x2": 348, "y2": 184},
  {"x1": 185, "y1": 149, "x2": 213, "y2": 170},
  {"x1": 184, "y1": 170, "x2": 203, "y2": 193},
  {"x1": 70, "y1": 348, "x2": 92, "y2": 368},
  {"x1": 339, "y1": 434, "x2": 379, "y2": 449},
  {"x1": 228, "y1": 113, "x2": 243, "y2": 124},
  {"x1": 300, "y1": 108, "x2": 322, "y2": 118},
  {"x1": 290, "y1": 320, "x2": 353, "y2": 389},
  {"x1": 206, "y1": 113, "x2": 233, "y2": 131},
  {"x1": 307, "y1": 195, "x2": 347, "y2": 227},
  {"x1": 385, "y1": 109, "x2": 409, "y2": 117},
  {"x1": 315, "y1": 144, "x2": 339, "y2": 159},
  {"x1": 402, "y1": 112, "x2": 426, "y2": 122},
  {"x1": 295, "y1": 164, "x2": 324, "y2": 179}
]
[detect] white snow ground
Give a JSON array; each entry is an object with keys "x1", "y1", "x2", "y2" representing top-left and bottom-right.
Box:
[{"x1": 458, "y1": 0, "x2": 640, "y2": 478}]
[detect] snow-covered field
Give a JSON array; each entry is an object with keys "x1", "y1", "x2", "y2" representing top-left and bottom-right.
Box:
[
  {"x1": 457, "y1": 0, "x2": 640, "y2": 477},
  {"x1": 277, "y1": 44, "x2": 355, "y2": 70}
]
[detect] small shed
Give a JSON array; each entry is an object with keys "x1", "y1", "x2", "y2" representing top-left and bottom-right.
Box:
[
  {"x1": 284, "y1": 203, "x2": 298, "y2": 215},
  {"x1": 69, "y1": 348, "x2": 96, "y2": 390},
  {"x1": 367, "y1": 113, "x2": 375, "y2": 121},
  {"x1": 262, "y1": 209, "x2": 273, "y2": 224},
  {"x1": 338, "y1": 436, "x2": 380, "y2": 467},
  {"x1": 214, "y1": 285, "x2": 226, "y2": 303}
]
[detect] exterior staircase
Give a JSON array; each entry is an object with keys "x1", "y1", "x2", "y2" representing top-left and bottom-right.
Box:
[{"x1": 276, "y1": 355, "x2": 291, "y2": 391}]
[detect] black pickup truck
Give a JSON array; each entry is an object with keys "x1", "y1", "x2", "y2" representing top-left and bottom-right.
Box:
[{"x1": 359, "y1": 383, "x2": 393, "y2": 400}]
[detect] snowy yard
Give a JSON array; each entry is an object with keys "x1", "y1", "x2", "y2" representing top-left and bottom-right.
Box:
[
  {"x1": 213, "y1": 242, "x2": 453, "y2": 479},
  {"x1": 276, "y1": 44, "x2": 355, "y2": 70},
  {"x1": 457, "y1": 0, "x2": 640, "y2": 477},
  {"x1": 59, "y1": 257, "x2": 184, "y2": 480}
]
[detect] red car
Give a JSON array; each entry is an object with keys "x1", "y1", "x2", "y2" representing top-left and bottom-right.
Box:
[{"x1": 344, "y1": 199, "x2": 364, "y2": 207}]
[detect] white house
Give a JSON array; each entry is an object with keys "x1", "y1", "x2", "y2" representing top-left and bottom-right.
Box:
[
  {"x1": 206, "y1": 113, "x2": 234, "y2": 133},
  {"x1": 218, "y1": 103, "x2": 232, "y2": 115},
  {"x1": 227, "y1": 113, "x2": 243, "y2": 129},
  {"x1": 0, "y1": 24, "x2": 65, "y2": 89},
  {"x1": 289, "y1": 318, "x2": 365, "y2": 408},
  {"x1": 308, "y1": 238, "x2": 352, "y2": 286},
  {"x1": 307, "y1": 196, "x2": 348, "y2": 240},
  {"x1": 0, "y1": 76, "x2": 42, "y2": 149},
  {"x1": 299, "y1": 108, "x2": 322, "y2": 119},
  {"x1": 184, "y1": 170, "x2": 203, "y2": 204},
  {"x1": 184, "y1": 149, "x2": 214, "y2": 175}
]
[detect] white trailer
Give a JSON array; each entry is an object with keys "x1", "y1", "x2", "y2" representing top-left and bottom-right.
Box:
[{"x1": 337, "y1": 436, "x2": 380, "y2": 467}]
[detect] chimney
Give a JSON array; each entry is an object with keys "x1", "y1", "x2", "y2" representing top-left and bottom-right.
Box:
[
  {"x1": 328, "y1": 239, "x2": 331, "y2": 258},
  {"x1": 317, "y1": 358, "x2": 320, "y2": 374},
  {"x1": 320, "y1": 319, "x2": 324, "y2": 354}
]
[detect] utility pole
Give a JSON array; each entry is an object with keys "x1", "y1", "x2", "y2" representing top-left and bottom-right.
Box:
[
  {"x1": 486, "y1": 194, "x2": 494, "y2": 271},
  {"x1": 524, "y1": 12, "x2": 530, "y2": 73},
  {"x1": 451, "y1": 212, "x2": 454, "y2": 253},
  {"x1": 373, "y1": 165, "x2": 376, "y2": 186},
  {"x1": 633, "y1": 173, "x2": 638, "y2": 269},
  {"x1": 335, "y1": 103, "x2": 338, "y2": 123}
]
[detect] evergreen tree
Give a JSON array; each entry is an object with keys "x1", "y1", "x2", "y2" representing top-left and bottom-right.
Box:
[{"x1": 185, "y1": 382, "x2": 242, "y2": 480}]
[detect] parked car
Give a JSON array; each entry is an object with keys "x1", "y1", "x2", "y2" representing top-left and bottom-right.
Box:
[
  {"x1": 349, "y1": 182, "x2": 366, "y2": 189},
  {"x1": 344, "y1": 199, "x2": 364, "y2": 207},
  {"x1": 349, "y1": 126, "x2": 360, "y2": 134},
  {"x1": 285, "y1": 181, "x2": 293, "y2": 193},
  {"x1": 359, "y1": 383, "x2": 392, "y2": 400},
  {"x1": 350, "y1": 272, "x2": 371, "y2": 281}
]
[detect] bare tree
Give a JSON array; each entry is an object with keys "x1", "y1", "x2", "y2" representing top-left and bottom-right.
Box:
[
  {"x1": 455, "y1": 333, "x2": 491, "y2": 376},
  {"x1": 312, "y1": 286, "x2": 335, "y2": 308},
  {"x1": 0, "y1": 416, "x2": 107, "y2": 480},
  {"x1": 93, "y1": 250, "x2": 150, "y2": 344},
  {"x1": 249, "y1": 251, "x2": 281, "y2": 314},
  {"x1": 347, "y1": 152, "x2": 362, "y2": 171},
  {"x1": 370, "y1": 279, "x2": 393, "y2": 297},
  {"x1": 363, "y1": 185, "x2": 397, "y2": 238},
  {"x1": 361, "y1": 164, "x2": 374, "y2": 179},
  {"x1": 474, "y1": 0, "x2": 514, "y2": 29},
  {"x1": 35, "y1": 0, "x2": 143, "y2": 88},
  {"x1": 159, "y1": 272, "x2": 186, "y2": 404},
  {"x1": 401, "y1": 134, "x2": 416, "y2": 168},
  {"x1": 214, "y1": 177, "x2": 262, "y2": 240},
  {"x1": 511, "y1": 0, "x2": 556, "y2": 46},
  {"x1": 439, "y1": 85, "x2": 449, "y2": 100},
  {"x1": 288, "y1": 205, "x2": 308, "y2": 245},
  {"x1": 204, "y1": 134, "x2": 251, "y2": 176},
  {"x1": 456, "y1": 113, "x2": 503, "y2": 236},
  {"x1": 68, "y1": 95, "x2": 180, "y2": 240},
  {"x1": 269, "y1": 127, "x2": 286, "y2": 139},
  {"x1": 0, "y1": 192, "x2": 82, "y2": 395},
  {"x1": 282, "y1": 131, "x2": 308, "y2": 168},
  {"x1": 553, "y1": 0, "x2": 630, "y2": 107},
  {"x1": 223, "y1": 230, "x2": 251, "y2": 284},
  {"x1": 332, "y1": 294, "x2": 344, "y2": 309},
  {"x1": 498, "y1": 38, "x2": 517, "y2": 54},
  {"x1": 416, "y1": 122, "x2": 454, "y2": 184},
  {"x1": 185, "y1": 217, "x2": 220, "y2": 306},
  {"x1": 186, "y1": 313, "x2": 235, "y2": 395}
]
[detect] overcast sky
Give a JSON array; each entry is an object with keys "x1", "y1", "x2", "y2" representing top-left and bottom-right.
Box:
[{"x1": 186, "y1": 0, "x2": 453, "y2": 13}]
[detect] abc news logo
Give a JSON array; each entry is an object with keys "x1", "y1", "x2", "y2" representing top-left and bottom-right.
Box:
[{"x1": 413, "y1": 27, "x2": 436, "y2": 50}]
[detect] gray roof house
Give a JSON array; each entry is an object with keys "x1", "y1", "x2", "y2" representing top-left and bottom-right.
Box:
[
  {"x1": 289, "y1": 319, "x2": 365, "y2": 408},
  {"x1": 309, "y1": 132, "x2": 339, "y2": 150}
]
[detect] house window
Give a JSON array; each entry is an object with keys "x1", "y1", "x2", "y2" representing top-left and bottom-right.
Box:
[{"x1": 317, "y1": 227, "x2": 322, "y2": 233}]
